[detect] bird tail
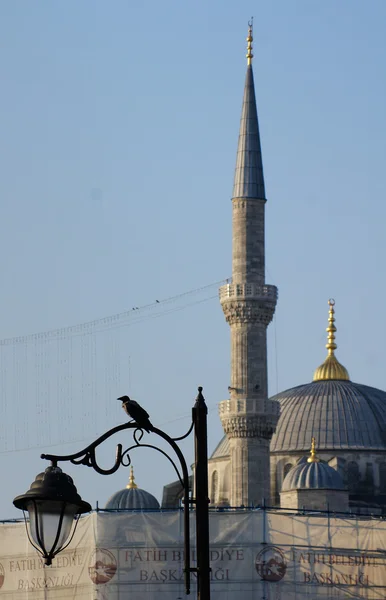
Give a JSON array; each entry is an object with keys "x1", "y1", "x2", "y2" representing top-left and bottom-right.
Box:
[{"x1": 139, "y1": 420, "x2": 154, "y2": 433}]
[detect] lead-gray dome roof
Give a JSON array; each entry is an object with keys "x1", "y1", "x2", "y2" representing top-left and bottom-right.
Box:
[
  {"x1": 271, "y1": 380, "x2": 386, "y2": 453},
  {"x1": 105, "y1": 488, "x2": 160, "y2": 510},
  {"x1": 105, "y1": 468, "x2": 160, "y2": 511},
  {"x1": 282, "y1": 458, "x2": 344, "y2": 491}
]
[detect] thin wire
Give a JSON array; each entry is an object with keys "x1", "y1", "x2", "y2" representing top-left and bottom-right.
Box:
[
  {"x1": 0, "y1": 279, "x2": 227, "y2": 454},
  {"x1": 158, "y1": 403, "x2": 218, "y2": 428},
  {"x1": 0, "y1": 278, "x2": 229, "y2": 347},
  {"x1": 0, "y1": 403, "x2": 219, "y2": 454},
  {"x1": 65, "y1": 294, "x2": 219, "y2": 339}
]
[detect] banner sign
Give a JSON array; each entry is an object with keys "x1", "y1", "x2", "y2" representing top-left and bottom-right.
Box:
[{"x1": 1, "y1": 510, "x2": 386, "y2": 599}]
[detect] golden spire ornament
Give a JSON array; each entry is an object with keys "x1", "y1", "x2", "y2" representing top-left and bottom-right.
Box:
[
  {"x1": 126, "y1": 465, "x2": 138, "y2": 489},
  {"x1": 313, "y1": 299, "x2": 350, "y2": 382},
  {"x1": 326, "y1": 298, "x2": 338, "y2": 357},
  {"x1": 307, "y1": 437, "x2": 320, "y2": 463},
  {"x1": 246, "y1": 18, "x2": 253, "y2": 65}
]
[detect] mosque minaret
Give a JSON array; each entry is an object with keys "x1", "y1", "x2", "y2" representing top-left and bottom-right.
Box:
[{"x1": 218, "y1": 23, "x2": 279, "y2": 506}]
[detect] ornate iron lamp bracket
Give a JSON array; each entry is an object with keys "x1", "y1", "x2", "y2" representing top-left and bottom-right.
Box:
[{"x1": 41, "y1": 420, "x2": 193, "y2": 594}]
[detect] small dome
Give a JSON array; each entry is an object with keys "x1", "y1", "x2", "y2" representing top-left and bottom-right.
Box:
[
  {"x1": 105, "y1": 467, "x2": 160, "y2": 511},
  {"x1": 282, "y1": 441, "x2": 344, "y2": 492}
]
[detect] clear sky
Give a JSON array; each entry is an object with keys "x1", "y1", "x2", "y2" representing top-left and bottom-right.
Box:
[{"x1": 1, "y1": 1, "x2": 386, "y2": 518}]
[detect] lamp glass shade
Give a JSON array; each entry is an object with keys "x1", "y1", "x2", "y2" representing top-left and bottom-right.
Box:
[
  {"x1": 14, "y1": 465, "x2": 91, "y2": 564},
  {"x1": 27, "y1": 500, "x2": 78, "y2": 558}
]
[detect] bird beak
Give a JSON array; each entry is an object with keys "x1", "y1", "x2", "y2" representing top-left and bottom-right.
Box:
[{"x1": 117, "y1": 397, "x2": 124, "y2": 401}]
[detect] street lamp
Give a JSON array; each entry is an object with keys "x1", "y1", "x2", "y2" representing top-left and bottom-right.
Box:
[
  {"x1": 14, "y1": 387, "x2": 210, "y2": 600},
  {"x1": 13, "y1": 464, "x2": 91, "y2": 566}
]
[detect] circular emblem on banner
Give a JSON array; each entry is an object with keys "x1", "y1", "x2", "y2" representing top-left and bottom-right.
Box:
[
  {"x1": 88, "y1": 549, "x2": 117, "y2": 585},
  {"x1": 255, "y1": 545, "x2": 287, "y2": 582},
  {"x1": 0, "y1": 563, "x2": 4, "y2": 588}
]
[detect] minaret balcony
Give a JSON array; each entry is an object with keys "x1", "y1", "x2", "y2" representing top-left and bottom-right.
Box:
[
  {"x1": 219, "y1": 282, "x2": 278, "y2": 326},
  {"x1": 219, "y1": 282, "x2": 278, "y2": 303},
  {"x1": 219, "y1": 398, "x2": 279, "y2": 439}
]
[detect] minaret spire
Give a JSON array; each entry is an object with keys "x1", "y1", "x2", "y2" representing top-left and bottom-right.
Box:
[
  {"x1": 233, "y1": 18, "x2": 265, "y2": 202},
  {"x1": 219, "y1": 23, "x2": 278, "y2": 507}
]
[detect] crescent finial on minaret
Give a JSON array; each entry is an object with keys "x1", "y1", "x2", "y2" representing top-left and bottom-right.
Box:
[{"x1": 246, "y1": 18, "x2": 254, "y2": 65}]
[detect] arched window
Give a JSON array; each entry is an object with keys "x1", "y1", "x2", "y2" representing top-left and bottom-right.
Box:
[
  {"x1": 379, "y1": 463, "x2": 386, "y2": 493},
  {"x1": 211, "y1": 471, "x2": 219, "y2": 505},
  {"x1": 283, "y1": 463, "x2": 293, "y2": 479},
  {"x1": 347, "y1": 461, "x2": 360, "y2": 492}
]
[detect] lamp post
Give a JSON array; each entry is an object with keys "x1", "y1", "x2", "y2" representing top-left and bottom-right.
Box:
[{"x1": 14, "y1": 387, "x2": 210, "y2": 600}]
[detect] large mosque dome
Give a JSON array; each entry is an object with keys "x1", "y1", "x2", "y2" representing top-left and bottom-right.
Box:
[
  {"x1": 271, "y1": 300, "x2": 386, "y2": 453},
  {"x1": 270, "y1": 379, "x2": 386, "y2": 453}
]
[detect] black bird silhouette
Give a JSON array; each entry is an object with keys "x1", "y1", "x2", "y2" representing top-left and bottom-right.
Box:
[{"x1": 117, "y1": 396, "x2": 153, "y2": 433}]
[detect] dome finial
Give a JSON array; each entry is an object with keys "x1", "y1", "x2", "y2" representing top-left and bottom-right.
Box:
[
  {"x1": 307, "y1": 436, "x2": 320, "y2": 463},
  {"x1": 127, "y1": 466, "x2": 138, "y2": 489},
  {"x1": 326, "y1": 299, "x2": 337, "y2": 356},
  {"x1": 246, "y1": 18, "x2": 253, "y2": 65},
  {"x1": 313, "y1": 299, "x2": 350, "y2": 382}
]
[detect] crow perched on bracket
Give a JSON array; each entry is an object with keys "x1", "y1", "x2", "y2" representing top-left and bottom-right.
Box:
[{"x1": 117, "y1": 396, "x2": 153, "y2": 433}]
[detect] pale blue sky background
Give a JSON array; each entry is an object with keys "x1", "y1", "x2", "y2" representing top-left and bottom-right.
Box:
[{"x1": 1, "y1": 1, "x2": 386, "y2": 518}]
